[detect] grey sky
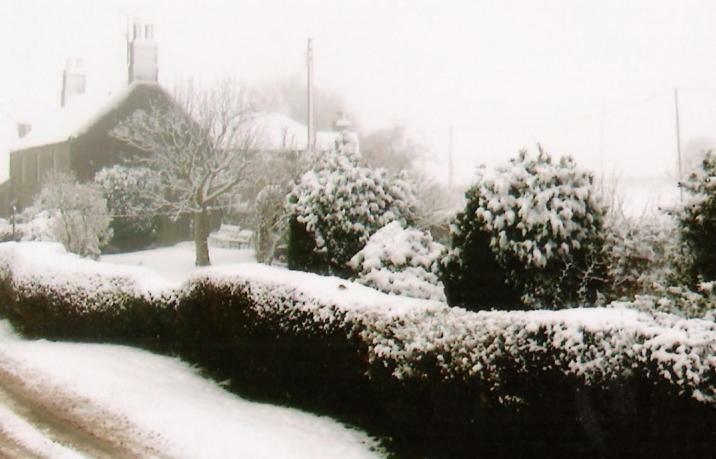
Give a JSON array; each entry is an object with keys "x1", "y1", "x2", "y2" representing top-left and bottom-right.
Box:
[{"x1": 2, "y1": 0, "x2": 716, "y2": 209}]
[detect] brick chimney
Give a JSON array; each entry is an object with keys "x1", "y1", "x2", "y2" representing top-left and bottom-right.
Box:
[
  {"x1": 127, "y1": 20, "x2": 158, "y2": 83},
  {"x1": 61, "y1": 58, "x2": 86, "y2": 107}
]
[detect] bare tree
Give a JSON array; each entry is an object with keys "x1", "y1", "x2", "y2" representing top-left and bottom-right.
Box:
[{"x1": 111, "y1": 80, "x2": 259, "y2": 266}]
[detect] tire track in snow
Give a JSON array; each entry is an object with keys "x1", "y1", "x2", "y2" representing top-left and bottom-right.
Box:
[
  {"x1": 0, "y1": 426, "x2": 44, "y2": 459},
  {"x1": 0, "y1": 354, "x2": 168, "y2": 459}
]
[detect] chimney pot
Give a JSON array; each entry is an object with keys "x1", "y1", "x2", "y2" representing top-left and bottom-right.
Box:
[
  {"x1": 61, "y1": 57, "x2": 86, "y2": 107},
  {"x1": 17, "y1": 122, "x2": 32, "y2": 138}
]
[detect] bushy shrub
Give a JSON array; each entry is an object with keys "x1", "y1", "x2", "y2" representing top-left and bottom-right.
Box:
[
  {"x1": 442, "y1": 148, "x2": 607, "y2": 310},
  {"x1": 95, "y1": 165, "x2": 159, "y2": 251},
  {"x1": 34, "y1": 172, "x2": 112, "y2": 258},
  {"x1": 603, "y1": 213, "x2": 681, "y2": 301},
  {"x1": 1, "y1": 208, "x2": 55, "y2": 242},
  {"x1": 252, "y1": 184, "x2": 289, "y2": 264},
  {"x1": 287, "y1": 147, "x2": 417, "y2": 277},
  {"x1": 440, "y1": 184, "x2": 522, "y2": 310},
  {"x1": 624, "y1": 284, "x2": 716, "y2": 320},
  {"x1": 0, "y1": 242, "x2": 714, "y2": 459},
  {"x1": 348, "y1": 221, "x2": 446, "y2": 301},
  {"x1": 0, "y1": 219, "x2": 12, "y2": 242},
  {"x1": 677, "y1": 151, "x2": 716, "y2": 283}
]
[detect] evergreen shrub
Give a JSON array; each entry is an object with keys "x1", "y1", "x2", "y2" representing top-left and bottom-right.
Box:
[
  {"x1": 287, "y1": 147, "x2": 416, "y2": 277},
  {"x1": 441, "y1": 148, "x2": 607, "y2": 310}
]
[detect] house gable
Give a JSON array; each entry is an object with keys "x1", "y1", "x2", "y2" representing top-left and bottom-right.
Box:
[{"x1": 6, "y1": 82, "x2": 174, "y2": 212}]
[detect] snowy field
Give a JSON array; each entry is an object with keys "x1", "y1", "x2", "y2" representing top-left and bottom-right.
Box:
[
  {"x1": 102, "y1": 241, "x2": 258, "y2": 284},
  {"x1": 0, "y1": 320, "x2": 383, "y2": 458}
]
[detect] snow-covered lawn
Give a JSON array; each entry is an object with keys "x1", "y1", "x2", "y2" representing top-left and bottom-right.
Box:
[
  {"x1": 102, "y1": 241, "x2": 257, "y2": 284},
  {"x1": 0, "y1": 320, "x2": 383, "y2": 458}
]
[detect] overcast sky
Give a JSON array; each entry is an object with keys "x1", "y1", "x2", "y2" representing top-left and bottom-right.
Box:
[{"x1": 2, "y1": 0, "x2": 716, "y2": 209}]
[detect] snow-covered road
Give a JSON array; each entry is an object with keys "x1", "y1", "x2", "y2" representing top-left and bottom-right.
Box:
[{"x1": 0, "y1": 321, "x2": 383, "y2": 459}]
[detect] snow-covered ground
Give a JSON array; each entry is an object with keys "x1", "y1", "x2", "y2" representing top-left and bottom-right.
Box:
[
  {"x1": 102, "y1": 241, "x2": 257, "y2": 284},
  {"x1": 0, "y1": 320, "x2": 383, "y2": 458}
]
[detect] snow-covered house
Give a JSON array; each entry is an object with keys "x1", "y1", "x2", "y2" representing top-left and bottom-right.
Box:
[
  {"x1": 1, "y1": 21, "x2": 170, "y2": 217},
  {"x1": 251, "y1": 111, "x2": 358, "y2": 154}
]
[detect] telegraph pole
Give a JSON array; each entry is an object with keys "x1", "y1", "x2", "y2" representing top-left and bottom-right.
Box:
[
  {"x1": 307, "y1": 38, "x2": 315, "y2": 155},
  {"x1": 674, "y1": 88, "x2": 683, "y2": 203}
]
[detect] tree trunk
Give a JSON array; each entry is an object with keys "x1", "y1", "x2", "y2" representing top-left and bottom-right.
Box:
[{"x1": 194, "y1": 208, "x2": 211, "y2": 266}]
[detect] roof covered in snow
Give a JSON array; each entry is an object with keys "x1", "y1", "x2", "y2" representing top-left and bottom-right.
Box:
[
  {"x1": 252, "y1": 112, "x2": 341, "y2": 152},
  {"x1": 10, "y1": 81, "x2": 165, "y2": 153}
]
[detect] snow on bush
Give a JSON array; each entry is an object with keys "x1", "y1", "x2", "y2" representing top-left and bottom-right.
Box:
[
  {"x1": 348, "y1": 221, "x2": 446, "y2": 301},
  {"x1": 287, "y1": 146, "x2": 417, "y2": 277},
  {"x1": 13, "y1": 208, "x2": 56, "y2": 242},
  {"x1": 442, "y1": 147, "x2": 607, "y2": 310},
  {"x1": 625, "y1": 286, "x2": 716, "y2": 321},
  {"x1": 677, "y1": 151, "x2": 716, "y2": 283},
  {"x1": 0, "y1": 218, "x2": 11, "y2": 242},
  {"x1": 603, "y1": 212, "x2": 684, "y2": 299},
  {"x1": 95, "y1": 165, "x2": 159, "y2": 251},
  {"x1": 34, "y1": 172, "x2": 112, "y2": 259}
]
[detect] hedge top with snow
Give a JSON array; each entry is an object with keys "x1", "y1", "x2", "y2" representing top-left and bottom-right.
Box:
[{"x1": 1, "y1": 241, "x2": 714, "y2": 406}]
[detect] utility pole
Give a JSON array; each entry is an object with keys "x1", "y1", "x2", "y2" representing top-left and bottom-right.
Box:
[
  {"x1": 448, "y1": 126, "x2": 454, "y2": 189},
  {"x1": 674, "y1": 88, "x2": 683, "y2": 203},
  {"x1": 307, "y1": 38, "x2": 315, "y2": 155}
]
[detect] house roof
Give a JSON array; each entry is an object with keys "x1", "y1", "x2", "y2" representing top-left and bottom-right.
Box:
[
  {"x1": 252, "y1": 112, "x2": 340, "y2": 152},
  {"x1": 0, "y1": 90, "x2": 345, "y2": 184},
  {"x1": 10, "y1": 81, "x2": 165, "y2": 153}
]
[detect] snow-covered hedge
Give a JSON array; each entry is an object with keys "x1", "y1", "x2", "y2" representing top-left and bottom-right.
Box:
[
  {"x1": 0, "y1": 242, "x2": 714, "y2": 458},
  {"x1": 0, "y1": 242, "x2": 175, "y2": 343},
  {"x1": 348, "y1": 221, "x2": 446, "y2": 301}
]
